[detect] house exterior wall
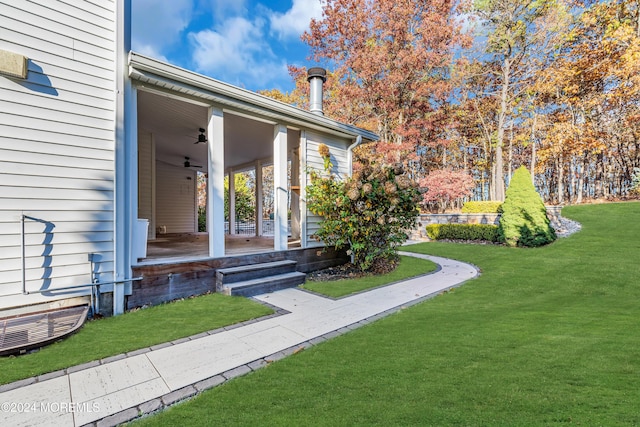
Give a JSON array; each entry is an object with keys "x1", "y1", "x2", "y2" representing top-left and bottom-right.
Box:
[
  {"x1": 0, "y1": 1, "x2": 117, "y2": 308},
  {"x1": 303, "y1": 130, "x2": 351, "y2": 248},
  {"x1": 155, "y1": 161, "x2": 197, "y2": 234}
]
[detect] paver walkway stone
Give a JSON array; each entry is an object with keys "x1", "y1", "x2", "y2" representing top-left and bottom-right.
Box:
[{"x1": 0, "y1": 253, "x2": 477, "y2": 427}]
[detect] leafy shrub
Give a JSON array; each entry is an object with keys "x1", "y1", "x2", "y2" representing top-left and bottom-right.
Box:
[
  {"x1": 306, "y1": 145, "x2": 420, "y2": 271},
  {"x1": 498, "y1": 166, "x2": 556, "y2": 247},
  {"x1": 461, "y1": 201, "x2": 503, "y2": 213},
  {"x1": 198, "y1": 206, "x2": 206, "y2": 232},
  {"x1": 426, "y1": 223, "x2": 500, "y2": 242}
]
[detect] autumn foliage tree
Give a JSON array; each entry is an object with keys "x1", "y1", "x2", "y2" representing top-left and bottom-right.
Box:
[
  {"x1": 260, "y1": 0, "x2": 640, "y2": 206},
  {"x1": 465, "y1": 0, "x2": 569, "y2": 200},
  {"x1": 303, "y1": 0, "x2": 469, "y2": 167},
  {"x1": 533, "y1": 0, "x2": 640, "y2": 203}
]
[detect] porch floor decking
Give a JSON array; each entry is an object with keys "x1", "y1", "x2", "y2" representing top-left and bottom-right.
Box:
[{"x1": 141, "y1": 234, "x2": 301, "y2": 264}]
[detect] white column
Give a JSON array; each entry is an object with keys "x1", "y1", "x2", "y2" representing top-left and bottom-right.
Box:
[
  {"x1": 299, "y1": 131, "x2": 308, "y2": 248},
  {"x1": 255, "y1": 160, "x2": 263, "y2": 236},
  {"x1": 273, "y1": 124, "x2": 288, "y2": 251},
  {"x1": 290, "y1": 148, "x2": 300, "y2": 240},
  {"x1": 228, "y1": 171, "x2": 236, "y2": 235},
  {"x1": 207, "y1": 106, "x2": 225, "y2": 257}
]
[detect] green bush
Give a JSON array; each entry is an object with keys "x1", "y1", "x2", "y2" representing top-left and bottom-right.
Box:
[
  {"x1": 198, "y1": 206, "x2": 206, "y2": 232},
  {"x1": 498, "y1": 166, "x2": 556, "y2": 247},
  {"x1": 461, "y1": 201, "x2": 503, "y2": 213},
  {"x1": 425, "y1": 223, "x2": 500, "y2": 242},
  {"x1": 306, "y1": 144, "x2": 420, "y2": 271}
]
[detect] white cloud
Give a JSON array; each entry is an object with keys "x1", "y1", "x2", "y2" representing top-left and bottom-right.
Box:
[
  {"x1": 268, "y1": 0, "x2": 323, "y2": 40},
  {"x1": 188, "y1": 16, "x2": 288, "y2": 88},
  {"x1": 131, "y1": 0, "x2": 194, "y2": 52},
  {"x1": 134, "y1": 44, "x2": 169, "y2": 62}
]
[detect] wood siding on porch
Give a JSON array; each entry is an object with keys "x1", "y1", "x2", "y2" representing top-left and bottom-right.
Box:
[{"x1": 128, "y1": 247, "x2": 349, "y2": 309}]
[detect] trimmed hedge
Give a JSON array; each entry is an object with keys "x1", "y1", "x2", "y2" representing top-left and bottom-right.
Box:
[
  {"x1": 499, "y1": 166, "x2": 556, "y2": 247},
  {"x1": 461, "y1": 201, "x2": 503, "y2": 213},
  {"x1": 426, "y1": 223, "x2": 500, "y2": 242}
]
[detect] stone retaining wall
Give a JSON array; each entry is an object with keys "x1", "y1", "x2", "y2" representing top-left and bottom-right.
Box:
[{"x1": 409, "y1": 206, "x2": 563, "y2": 241}]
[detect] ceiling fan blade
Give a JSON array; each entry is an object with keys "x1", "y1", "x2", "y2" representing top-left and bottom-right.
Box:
[
  {"x1": 183, "y1": 157, "x2": 203, "y2": 168},
  {"x1": 195, "y1": 128, "x2": 207, "y2": 144}
]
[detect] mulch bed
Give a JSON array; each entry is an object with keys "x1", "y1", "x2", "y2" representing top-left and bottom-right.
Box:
[{"x1": 307, "y1": 257, "x2": 399, "y2": 282}]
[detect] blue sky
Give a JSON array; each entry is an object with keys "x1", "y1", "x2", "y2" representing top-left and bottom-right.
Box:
[{"x1": 131, "y1": 0, "x2": 323, "y2": 92}]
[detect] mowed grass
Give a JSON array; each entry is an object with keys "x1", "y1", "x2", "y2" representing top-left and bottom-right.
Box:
[
  {"x1": 0, "y1": 294, "x2": 273, "y2": 385},
  {"x1": 302, "y1": 255, "x2": 437, "y2": 298},
  {"x1": 135, "y1": 202, "x2": 640, "y2": 426}
]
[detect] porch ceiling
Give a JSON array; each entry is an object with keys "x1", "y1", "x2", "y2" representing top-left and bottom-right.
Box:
[{"x1": 137, "y1": 90, "x2": 277, "y2": 172}]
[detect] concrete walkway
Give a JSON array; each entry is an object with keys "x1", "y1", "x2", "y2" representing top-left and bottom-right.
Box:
[{"x1": 0, "y1": 252, "x2": 478, "y2": 427}]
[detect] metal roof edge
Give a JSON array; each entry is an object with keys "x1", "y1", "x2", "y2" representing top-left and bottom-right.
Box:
[{"x1": 128, "y1": 52, "x2": 379, "y2": 142}]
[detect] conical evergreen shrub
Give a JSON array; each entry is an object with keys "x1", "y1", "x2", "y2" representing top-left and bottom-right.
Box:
[{"x1": 499, "y1": 166, "x2": 556, "y2": 247}]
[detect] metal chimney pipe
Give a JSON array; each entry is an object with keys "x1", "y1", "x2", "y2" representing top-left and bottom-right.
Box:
[{"x1": 307, "y1": 67, "x2": 326, "y2": 116}]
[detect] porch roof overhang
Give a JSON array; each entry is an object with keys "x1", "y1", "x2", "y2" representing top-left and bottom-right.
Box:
[{"x1": 128, "y1": 52, "x2": 379, "y2": 143}]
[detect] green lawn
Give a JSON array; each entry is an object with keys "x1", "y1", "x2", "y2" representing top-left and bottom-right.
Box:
[
  {"x1": 0, "y1": 294, "x2": 273, "y2": 385},
  {"x1": 302, "y1": 255, "x2": 437, "y2": 298},
  {"x1": 135, "y1": 202, "x2": 640, "y2": 426}
]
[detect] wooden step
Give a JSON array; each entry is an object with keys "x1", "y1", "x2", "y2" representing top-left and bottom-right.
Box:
[
  {"x1": 221, "y1": 272, "x2": 306, "y2": 297},
  {"x1": 215, "y1": 260, "x2": 297, "y2": 290}
]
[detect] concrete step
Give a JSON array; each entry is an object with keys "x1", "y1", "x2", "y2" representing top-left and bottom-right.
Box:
[
  {"x1": 221, "y1": 271, "x2": 306, "y2": 297},
  {"x1": 216, "y1": 260, "x2": 297, "y2": 287}
]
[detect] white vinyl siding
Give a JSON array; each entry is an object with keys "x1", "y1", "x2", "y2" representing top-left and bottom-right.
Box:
[
  {"x1": 155, "y1": 161, "x2": 197, "y2": 234},
  {"x1": 0, "y1": 0, "x2": 116, "y2": 307},
  {"x1": 304, "y1": 131, "x2": 350, "y2": 248}
]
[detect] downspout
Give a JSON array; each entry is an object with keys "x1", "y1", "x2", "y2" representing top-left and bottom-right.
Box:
[
  {"x1": 347, "y1": 135, "x2": 363, "y2": 177},
  {"x1": 346, "y1": 135, "x2": 363, "y2": 264},
  {"x1": 21, "y1": 214, "x2": 27, "y2": 295}
]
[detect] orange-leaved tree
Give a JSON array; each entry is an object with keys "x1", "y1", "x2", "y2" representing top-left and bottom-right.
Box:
[{"x1": 302, "y1": 0, "x2": 470, "y2": 169}]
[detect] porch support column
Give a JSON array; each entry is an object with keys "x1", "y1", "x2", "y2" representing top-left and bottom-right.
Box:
[
  {"x1": 228, "y1": 171, "x2": 236, "y2": 235},
  {"x1": 255, "y1": 160, "x2": 263, "y2": 236},
  {"x1": 273, "y1": 124, "x2": 288, "y2": 251},
  {"x1": 290, "y1": 148, "x2": 301, "y2": 240},
  {"x1": 299, "y1": 131, "x2": 308, "y2": 248},
  {"x1": 207, "y1": 106, "x2": 225, "y2": 257}
]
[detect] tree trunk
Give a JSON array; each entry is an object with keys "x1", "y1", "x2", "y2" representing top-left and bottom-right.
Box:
[
  {"x1": 557, "y1": 152, "x2": 564, "y2": 204},
  {"x1": 494, "y1": 58, "x2": 510, "y2": 201},
  {"x1": 508, "y1": 121, "x2": 513, "y2": 188},
  {"x1": 595, "y1": 153, "x2": 604, "y2": 199},
  {"x1": 575, "y1": 154, "x2": 585, "y2": 204},
  {"x1": 530, "y1": 113, "x2": 537, "y2": 184}
]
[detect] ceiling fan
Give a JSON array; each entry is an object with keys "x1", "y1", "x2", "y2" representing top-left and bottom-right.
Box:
[
  {"x1": 195, "y1": 127, "x2": 207, "y2": 144},
  {"x1": 183, "y1": 157, "x2": 202, "y2": 168}
]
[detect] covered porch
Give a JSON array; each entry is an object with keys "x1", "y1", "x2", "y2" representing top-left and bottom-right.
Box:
[
  {"x1": 119, "y1": 53, "x2": 377, "y2": 310},
  {"x1": 132, "y1": 55, "x2": 306, "y2": 262}
]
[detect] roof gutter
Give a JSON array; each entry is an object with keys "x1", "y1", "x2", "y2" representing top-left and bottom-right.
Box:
[{"x1": 128, "y1": 52, "x2": 379, "y2": 142}]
